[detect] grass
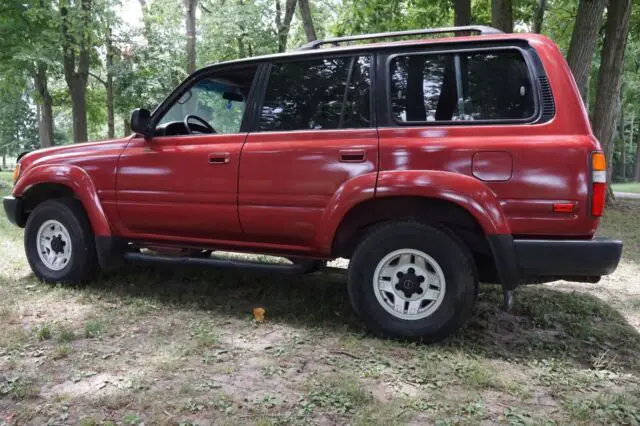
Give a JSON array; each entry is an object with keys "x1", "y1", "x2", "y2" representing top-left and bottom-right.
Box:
[
  {"x1": 1, "y1": 170, "x2": 640, "y2": 423},
  {"x1": 599, "y1": 200, "x2": 640, "y2": 261},
  {"x1": 612, "y1": 182, "x2": 640, "y2": 194},
  {"x1": 84, "y1": 319, "x2": 104, "y2": 338}
]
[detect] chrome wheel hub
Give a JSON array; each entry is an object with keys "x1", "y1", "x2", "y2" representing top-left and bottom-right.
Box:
[
  {"x1": 36, "y1": 220, "x2": 72, "y2": 271},
  {"x1": 373, "y1": 248, "x2": 446, "y2": 320}
]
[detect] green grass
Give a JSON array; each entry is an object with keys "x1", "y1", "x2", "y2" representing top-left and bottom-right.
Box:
[
  {"x1": 612, "y1": 182, "x2": 640, "y2": 194},
  {"x1": 599, "y1": 201, "x2": 640, "y2": 262}
]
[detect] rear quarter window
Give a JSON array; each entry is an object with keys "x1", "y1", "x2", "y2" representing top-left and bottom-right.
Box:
[{"x1": 389, "y1": 48, "x2": 536, "y2": 124}]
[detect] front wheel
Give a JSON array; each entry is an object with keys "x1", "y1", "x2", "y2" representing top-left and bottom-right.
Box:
[
  {"x1": 347, "y1": 222, "x2": 477, "y2": 342},
  {"x1": 24, "y1": 198, "x2": 99, "y2": 284}
]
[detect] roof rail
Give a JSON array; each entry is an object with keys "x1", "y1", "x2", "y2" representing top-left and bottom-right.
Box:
[{"x1": 297, "y1": 25, "x2": 503, "y2": 50}]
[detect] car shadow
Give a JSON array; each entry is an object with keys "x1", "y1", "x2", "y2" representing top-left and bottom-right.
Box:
[{"x1": 71, "y1": 262, "x2": 640, "y2": 374}]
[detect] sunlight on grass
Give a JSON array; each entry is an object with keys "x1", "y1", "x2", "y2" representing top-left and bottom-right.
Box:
[{"x1": 612, "y1": 182, "x2": 640, "y2": 194}]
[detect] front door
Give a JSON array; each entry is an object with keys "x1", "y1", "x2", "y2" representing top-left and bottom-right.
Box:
[
  {"x1": 239, "y1": 55, "x2": 377, "y2": 247},
  {"x1": 117, "y1": 65, "x2": 259, "y2": 242}
]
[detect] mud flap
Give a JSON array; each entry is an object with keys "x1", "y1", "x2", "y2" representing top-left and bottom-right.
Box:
[{"x1": 487, "y1": 234, "x2": 519, "y2": 312}]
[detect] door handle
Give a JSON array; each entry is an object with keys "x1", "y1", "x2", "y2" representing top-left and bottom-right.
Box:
[
  {"x1": 339, "y1": 149, "x2": 366, "y2": 163},
  {"x1": 208, "y1": 152, "x2": 230, "y2": 165}
]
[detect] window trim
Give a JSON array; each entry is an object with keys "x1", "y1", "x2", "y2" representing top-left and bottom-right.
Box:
[
  {"x1": 385, "y1": 46, "x2": 541, "y2": 126},
  {"x1": 253, "y1": 53, "x2": 375, "y2": 133},
  {"x1": 147, "y1": 63, "x2": 264, "y2": 136}
]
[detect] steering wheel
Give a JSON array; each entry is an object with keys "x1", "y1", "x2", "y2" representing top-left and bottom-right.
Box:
[{"x1": 184, "y1": 115, "x2": 216, "y2": 134}]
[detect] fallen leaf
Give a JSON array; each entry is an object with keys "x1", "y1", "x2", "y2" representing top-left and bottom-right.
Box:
[{"x1": 253, "y1": 307, "x2": 266, "y2": 322}]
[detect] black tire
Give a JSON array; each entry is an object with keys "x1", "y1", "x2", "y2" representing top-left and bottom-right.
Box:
[
  {"x1": 347, "y1": 221, "x2": 477, "y2": 342},
  {"x1": 24, "y1": 198, "x2": 99, "y2": 284}
]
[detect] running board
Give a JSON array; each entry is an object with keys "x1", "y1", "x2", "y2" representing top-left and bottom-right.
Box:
[{"x1": 123, "y1": 252, "x2": 320, "y2": 274}]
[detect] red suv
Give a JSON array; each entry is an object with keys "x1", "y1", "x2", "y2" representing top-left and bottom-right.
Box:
[{"x1": 3, "y1": 26, "x2": 622, "y2": 341}]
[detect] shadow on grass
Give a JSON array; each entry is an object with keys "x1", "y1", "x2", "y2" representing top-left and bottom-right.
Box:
[{"x1": 29, "y1": 262, "x2": 640, "y2": 373}]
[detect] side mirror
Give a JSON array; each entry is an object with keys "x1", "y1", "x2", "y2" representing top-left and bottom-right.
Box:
[{"x1": 130, "y1": 108, "x2": 151, "y2": 138}]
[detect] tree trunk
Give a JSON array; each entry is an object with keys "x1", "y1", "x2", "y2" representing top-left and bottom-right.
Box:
[
  {"x1": 68, "y1": 80, "x2": 89, "y2": 143},
  {"x1": 138, "y1": 0, "x2": 152, "y2": 40},
  {"x1": 491, "y1": 0, "x2": 513, "y2": 33},
  {"x1": 622, "y1": 110, "x2": 633, "y2": 181},
  {"x1": 106, "y1": 28, "x2": 115, "y2": 139},
  {"x1": 275, "y1": 0, "x2": 297, "y2": 52},
  {"x1": 533, "y1": 0, "x2": 546, "y2": 33},
  {"x1": 298, "y1": 0, "x2": 317, "y2": 42},
  {"x1": 124, "y1": 118, "x2": 131, "y2": 136},
  {"x1": 33, "y1": 62, "x2": 53, "y2": 148},
  {"x1": 184, "y1": 0, "x2": 198, "y2": 74},
  {"x1": 60, "y1": 0, "x2": 92, "y2": 143},
  {"x1": 566, "y1": 0, "x2": 607, "y2": 107},
  {"x1": 2, "y1": 154, "x2": 6, "y2": 170},
  {"x1": 592, "y1": 0, "x2": 632, "y2": 202},
  {"x1": 634, "y1": 125, "x2": 640, "y2": 182},
  {"x1": 453, "y1": 0, "x2": 471, "y2": 26}
]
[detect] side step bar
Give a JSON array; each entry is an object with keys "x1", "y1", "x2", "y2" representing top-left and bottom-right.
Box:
[{"x1": 123, "y1": 252, "x2": 321, "y2": 274}]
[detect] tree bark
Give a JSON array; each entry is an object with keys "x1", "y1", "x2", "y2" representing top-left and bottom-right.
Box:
[
  {"x1": 68, "y1": 79, "x2": 89, "y2": 144},
  {"x1": 275, "y1": 0, "x2": 297, "y2": 52},
  {"x1": 592, "y1": 0, "x2": 632, "y2": 201},
  {"x1": 106, "y1": 28, "x2": 115, "y2": 139},
  {"x1": 453, "y1": 0, "x2": 471, "y2": 26},
  {"x1": 634, "y1": 124, "x2": 640, "y2": 182},
  {"x1": 491, "y1": 0, "x2": 513, "y2": 33},
  {"x1": 33, "y1": 62, "x2": 53, "y2": 148},
  {"x1": 566, "y1": 0, "x2": 607, "y2": 107},
  {"x1": 533, "y1": 0, "x2": 546, "y2": 33},
  {"x1": 60, "y1": 0, "x2": 91, "y2": 143},
  {"x1": 298, "y1": 0, "x2": 317, "y2": 42},
  {"x1": 622, "y1": 112, "x2": 633, "y2": 181},
  {"x1": 184, "y1": 0, "x2": 198, "y2": 74}
]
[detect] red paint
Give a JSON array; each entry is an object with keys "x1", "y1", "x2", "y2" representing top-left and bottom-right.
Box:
[
  {"x1": 10, "y1": 33, "x2": 606, "y2": 258},
  {"x1": 472, "y1": 151, "x2": 512, "y2": 182},
  {"x1": 240, "y1": 129, "x2": 378, "y2": 246}
]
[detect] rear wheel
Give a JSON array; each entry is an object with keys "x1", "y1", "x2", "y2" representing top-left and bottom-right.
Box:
[
  {"x1": 24, "y1": 198, "x2": 99, "y2": 284},
  {"x1": 347, "y1": 221, "x2": 476, "y2": 342}
]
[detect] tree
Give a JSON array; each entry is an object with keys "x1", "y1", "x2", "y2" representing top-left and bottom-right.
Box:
[
  {"x1": 275, "y1": 0, "x2": 297, "y2": 52},
  {"x1": 635, "y1": 129, "x2": 640, "y2": 182},
  {"x1": 491, "y1": 0, "x2": 513, "y2": 33},
  {"x1": 0, "y1": 0, "x2": 57, "y2": 148},
  {"x1": 106, "y1": 28, "x2": 115, "y2": 138},
  {"x1": 453, "y1": 0, "x2": 471, "y2": 26},
  {"x1": 532, "y1": 0, "x2": 546, "y2": 33},
  {"x1": 60, "y1": 0, "x2": 95, "y2": 143},
  {"x1": 298, "y1": 0, "x2": 317, "y2": 42},
  {"x1": 184, "y1": 0, "x2": 198, "y2": 74},
  {"x1": 566, "y1": 0, "x2": 607, "y2": 106},
  {"x1": 592, "y1": 0, "x2": 633, "y2": 200}
]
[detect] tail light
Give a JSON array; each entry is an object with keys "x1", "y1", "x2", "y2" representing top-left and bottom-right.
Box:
[
  {"x1": 12, "y1": 162, "x2": 21, "y2": 185},
  {"x1": 591, "y1": 152, "x2": 606, "y2": 217}
]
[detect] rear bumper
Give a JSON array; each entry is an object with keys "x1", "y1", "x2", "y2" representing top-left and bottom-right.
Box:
[
  {"x1": 3, "y1": 196, "x2": 25, "y2": 227},
  {"x1": 514, "y1": 237, "x2": 623, "y2": 279}
]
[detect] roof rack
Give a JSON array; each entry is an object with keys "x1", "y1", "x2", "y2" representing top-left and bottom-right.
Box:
[{"x1": 297, "y1": 25, "x2": 503, "y2": 50}]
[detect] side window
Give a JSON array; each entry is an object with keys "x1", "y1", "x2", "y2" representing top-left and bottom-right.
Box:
[
  {"x1": 258, "y1": 56, "x2": 371, "y2": 132},
  {"x1": 389, "y1": 49, "x2": 535, "y2": 124},
  {"x1": 156, "y1": 65, "x2": 257, "y2": 135},
  {"x1": 390, "y1": 54, "x2": 459, "y2": 122},
  {"x1": 460, "y1": 51, "x2": 534, "y2": 120}
]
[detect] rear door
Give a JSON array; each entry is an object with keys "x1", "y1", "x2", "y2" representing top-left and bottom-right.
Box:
[{"x1": 239, "y1": 54, "x2": 377, "y2": 247}]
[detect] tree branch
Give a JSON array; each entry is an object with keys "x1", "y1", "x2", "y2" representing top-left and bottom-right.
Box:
[{"x1": 88, "y1": 71, "x2": 106, "y2": 86}]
